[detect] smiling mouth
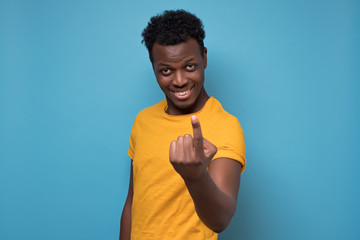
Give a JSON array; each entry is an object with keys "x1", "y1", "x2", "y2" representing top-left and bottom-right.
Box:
[
  {"x1": 172, "y1": 86, "x2": 194, "y2": 98},
  {"x1": 175, "y1": 89, "x2": 191, "y2": 96}
]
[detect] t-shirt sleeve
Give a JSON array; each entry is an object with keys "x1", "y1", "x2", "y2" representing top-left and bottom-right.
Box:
[
  {"x1": 127, "y1": 117, "x2": 137, "y2": 160},
  {"x1": 211, "y1": 116, "x2": 246, "y2": 173}
]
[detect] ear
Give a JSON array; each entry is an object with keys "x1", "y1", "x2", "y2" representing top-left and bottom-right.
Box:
[{"x1": 203, "y1": 47, "x2": 208, "y2": 69}]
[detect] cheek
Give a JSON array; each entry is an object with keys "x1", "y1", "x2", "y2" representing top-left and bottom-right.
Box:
[
  {"x1": 189, "y1": 71, "x2": 204, "y2": 85},
  {"x1": 186, "y1": 70, "x2": 201, "y2": 79},
  {"x1": 156, "y1": 77, "x2": 170, "y2": 90}
]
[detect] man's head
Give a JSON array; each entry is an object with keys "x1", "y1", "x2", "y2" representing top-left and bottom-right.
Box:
[
  {"x1": 142, "y1": 10, "x2": 209, "y2": 115},
  {"x1": 141, "y1": 10, "x2": 205, "y2": 62}
]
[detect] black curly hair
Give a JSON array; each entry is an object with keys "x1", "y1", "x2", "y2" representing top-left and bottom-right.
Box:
[{"x1": 141, "y1": 9, "x2": 205, "y2": 61}]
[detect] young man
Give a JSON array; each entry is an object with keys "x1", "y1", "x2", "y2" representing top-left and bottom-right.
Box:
[{"x1": 120, "y1": 10, "x2": 246, "y2": 240}]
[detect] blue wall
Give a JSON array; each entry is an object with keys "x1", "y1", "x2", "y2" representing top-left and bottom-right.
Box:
[{"x1": 0, "y1": 0, "x2": 359, "y2": 239}]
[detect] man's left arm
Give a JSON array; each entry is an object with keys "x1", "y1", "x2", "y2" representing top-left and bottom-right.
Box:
[{"x1": 169, "y1": 116, "x2": 242, "y2": 233}]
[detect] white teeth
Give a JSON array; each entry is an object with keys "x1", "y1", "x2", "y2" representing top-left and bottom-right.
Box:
[{"x1": 174, "y1": 89, "x2": 190, "y2": 96}]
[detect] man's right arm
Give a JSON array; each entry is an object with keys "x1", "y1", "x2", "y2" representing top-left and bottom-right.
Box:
[{"x1": 119, "y1": 161, "x2": 133, "y2": 240}]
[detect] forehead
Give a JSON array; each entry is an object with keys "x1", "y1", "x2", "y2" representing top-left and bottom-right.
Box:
[{"x1": 151, "y1": 38, "x2": 202, "y2": 63}]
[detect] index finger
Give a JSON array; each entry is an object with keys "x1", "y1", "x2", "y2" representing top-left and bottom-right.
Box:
[{"x1": 191, "y1": 115, "x2": 203, "y2": 152}]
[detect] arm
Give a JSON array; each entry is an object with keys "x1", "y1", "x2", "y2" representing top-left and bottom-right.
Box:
[
  {"x1": 170, "y1": 116, "x2": 242, "y2": 233},
  {"x1": 119, "y1": 161, "x2": 133, "y2": 240},
  {"x1": 184, "y1": 157, "x2": 241, "y2": 232}
]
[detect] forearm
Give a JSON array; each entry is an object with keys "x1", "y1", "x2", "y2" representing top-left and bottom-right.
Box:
[
  {"x1": 120, "y1": 162, "x2": 133, "y2": 240},
  {"x1": 184, "y1": 171, "x2": 236, "y2": 233},
  {"x1": 170, "y1": 116, "x2": 241, "y2": 232},
  {"x1": 119, "y1": 197, "x2": 132, "y2": 240}
]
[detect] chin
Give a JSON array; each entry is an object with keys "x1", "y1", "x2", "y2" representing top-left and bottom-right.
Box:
[
  {"x1": 175, "y1": 100, "x2": 197, "y2": 111},
  {"x1": 166, "y1": 92, "x2": 202, "y2": 113}
]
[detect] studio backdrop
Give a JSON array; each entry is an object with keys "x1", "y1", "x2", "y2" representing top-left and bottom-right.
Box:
[{"x1": 0, "y1": 0, "x2": 359, "y2": 239}]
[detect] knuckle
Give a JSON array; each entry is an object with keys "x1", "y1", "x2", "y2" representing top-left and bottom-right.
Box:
[
  {"x1": 170, "y1": 157, "x2": 179, "y2": 164},
  {"x1": 184, "y1": 134, "x2": 193, "y2": 142},
  {"x1": 193, "y1": 160, "x2": 202, "y2": 166},
  {"x1": 213, "y1": 145, "x2": 218, "y2": 154},
  {"x1": 194, "y1": 138, "x2": 202, "y2": 145}
]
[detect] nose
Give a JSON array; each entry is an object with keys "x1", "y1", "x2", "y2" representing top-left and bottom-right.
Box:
[{"x1": 172, "y1": 70, "x2": 188, "y2": 88}]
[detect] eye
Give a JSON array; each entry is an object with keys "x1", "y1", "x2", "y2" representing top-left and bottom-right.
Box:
[
  {"x1": 161, "y1": 68, "x2": 171, "y2": 76},
  {"x1": 186, "y1": 64, "x2": 196, "y2": 71}
]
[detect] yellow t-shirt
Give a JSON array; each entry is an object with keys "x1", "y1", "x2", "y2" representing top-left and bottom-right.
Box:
[{"x1": 128, "y1": 97, "x2": 246, "y2": 240}]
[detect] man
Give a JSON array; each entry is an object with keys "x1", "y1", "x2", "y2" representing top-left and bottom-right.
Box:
[{"x1": 120, "y1": 10, "x2": 246, "y2": 240}]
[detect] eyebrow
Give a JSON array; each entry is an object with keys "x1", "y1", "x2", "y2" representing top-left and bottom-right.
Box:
[{"x1": 158, "y1": 58, "x2": 195, "y2": 67}]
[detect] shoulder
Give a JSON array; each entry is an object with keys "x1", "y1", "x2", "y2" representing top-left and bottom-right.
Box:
[
  {"x1": 130, "y1": 99, "x2": 166, "y2": 138},
  {"x1": 206, "y1": 98, "x2": 246, "y2": 170},
  {"x1": 134, "y1": 99, "x2": 166, "y2": 122},
  {"x1": 201, "y1": 97, "x2": 245, "y2": 145},
  {"x1": 207, "y1": 97, "x2": 242, "y2": 128}
]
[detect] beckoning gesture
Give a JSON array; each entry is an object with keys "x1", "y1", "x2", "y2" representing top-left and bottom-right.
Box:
[{"x1": 169, "y1": 115, "x2": 218, "y2": 180}]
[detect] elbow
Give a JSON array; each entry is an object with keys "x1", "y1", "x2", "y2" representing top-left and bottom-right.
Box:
[
  {"x1": 198, "y1": 197, "x2": 237, "y2": 233},
  {"x1": 212, "y1": 225, "x2": 228, "y2": 233},
  {"x1": 213, "y1": 203, "x2": 237, "y2": 233},
  {"x1": 212, "y1": 218, "x2": 231, "y2": 233},
  {"x1": 209, "y1": 212, "x2": 235, "y2": 233}
]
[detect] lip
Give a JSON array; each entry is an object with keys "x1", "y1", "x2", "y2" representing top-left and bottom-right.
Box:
[{"x1": 171, "y1": 86, "x2": 194, "y2": 100}]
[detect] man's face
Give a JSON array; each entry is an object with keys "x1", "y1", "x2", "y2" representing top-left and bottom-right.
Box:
[{"x1": 151, "y1": 38, "x2": 208, "y2": 115}]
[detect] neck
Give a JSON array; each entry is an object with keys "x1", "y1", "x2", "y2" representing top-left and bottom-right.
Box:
[{"x1": 166, "y1": 88, "x2": 209, "y2": 115}]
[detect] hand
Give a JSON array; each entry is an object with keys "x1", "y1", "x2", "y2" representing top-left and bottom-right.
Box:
[{"x1": 169, "y1": 115, "x2": 217, "y2": 180}]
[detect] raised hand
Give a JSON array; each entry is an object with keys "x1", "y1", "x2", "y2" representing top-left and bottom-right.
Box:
[{"x1": 169, "y1": 115, "x2": 217, "y2": 180}]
